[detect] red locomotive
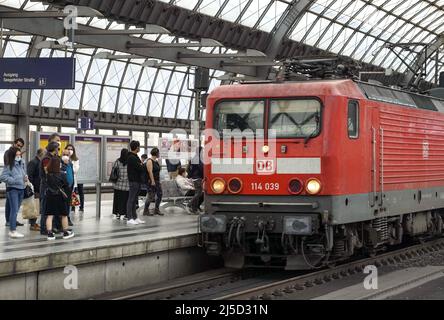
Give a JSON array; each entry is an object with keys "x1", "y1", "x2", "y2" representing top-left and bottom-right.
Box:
[{"x1": 199, "y1": 76, "x2": 444, "y2": 270}]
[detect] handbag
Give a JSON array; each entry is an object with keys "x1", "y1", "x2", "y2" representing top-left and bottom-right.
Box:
[
  {"x1": 109, "y1": 161, "x2": 119, "y2": 183},
  {"x1": 24, "y1": 184, "x2": 34, "y2": 199},
  {"x1": 22, "y1": 196, "x2": 38, "y2": 220},
  {"x1": 71, "y1": 191, "x2": 80, "y2": 207}
]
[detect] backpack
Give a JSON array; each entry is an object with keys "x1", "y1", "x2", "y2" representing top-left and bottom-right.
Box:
[
  {"x1": 141, "y1": 161, "x2": 149, "y2": 185},
  {"x1": 109, "y1": 161, "x2": 120, "y2": 183}
]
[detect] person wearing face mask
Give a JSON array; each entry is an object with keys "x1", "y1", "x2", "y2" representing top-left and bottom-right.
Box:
[
  {"x1": 0, "y1": 147, "x2": 28, "y2": 238},
  {"x1": 61, "y1": 149, "x2": 74, "y2": 227},
  {"x1": 3, "y1": 138, "x2": 25, "y2": 228},
  {"x1": 65, "y1": 144, "x2": 81, "y2": 215},
  {"x1": 175, "y1": 167, "x2": 195, "y2": 196}
]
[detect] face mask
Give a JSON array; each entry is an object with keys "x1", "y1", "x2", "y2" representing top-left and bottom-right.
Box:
[
  {"x1": 62, "y1": 156, "x2": 70, "y2": 163},
  {"x1": 68, "y1": 150, "x2": 73, "y2": 156},
  {"x1": 15, "y1": 156, "x2": 21, "y2": 162}
]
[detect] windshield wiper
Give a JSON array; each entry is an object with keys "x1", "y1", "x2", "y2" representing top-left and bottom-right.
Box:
[{"x1": 303, "y1": 114, "x2": 320, "y2": 146}]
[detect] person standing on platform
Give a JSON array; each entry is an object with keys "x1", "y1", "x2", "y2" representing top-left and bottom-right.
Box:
[
  {"x1": 0, "y1": 147, "x2": 27, "y2": 238},
  {"x1": 61, "y1": 149, "x2": 75, "y2": 227},
  {"x1": 45, "y1": 157, "x2": 74, "y2": 241},
  {"x1": 144, "y1": 147, "x2": 164, "y2": 216},
  {"x1": 3, "y1": 138, "x2": 25, "y2": 228},
  {"x1": 26, "y1": 148, "x2": 45, "y2": 231},
  {"x1": 187, "y1": 146, "x2": 204, "y2": 214},
  {"x1": 126, "y1": 140, "x2": 146, "y2": 225},
  {"x1": 139, "y1": 154, "x2": 149, "y2": 200},
  {"x1": 112, "y1": 148, "x2": 130, "y2": 220},
  {"x1": 39, "y1": 138, "x2": 61, "y2": 235},
  {"x1": 66, "y1": 144, "x2": 80, "y2": 215}
]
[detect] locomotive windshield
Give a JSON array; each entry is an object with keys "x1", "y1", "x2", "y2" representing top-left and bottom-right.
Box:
[
  {"x1": 269, "y1": 99, "x2": 321, "y2": 138},
  {"x1": 214, "y1": 100, "x2": 264, "y2": 134}
]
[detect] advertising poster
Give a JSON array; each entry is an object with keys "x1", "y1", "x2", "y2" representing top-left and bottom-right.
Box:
[
  {"x1": 158, "y1": 137, "x2": 198, "y2": 160},
  {"x1": 39, "y1": 133, "x2": 71, "y2": 156}
]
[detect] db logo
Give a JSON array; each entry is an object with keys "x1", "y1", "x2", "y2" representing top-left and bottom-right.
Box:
[{"x1": 256, "y1": 160, "x2": 274, "y2": 174}]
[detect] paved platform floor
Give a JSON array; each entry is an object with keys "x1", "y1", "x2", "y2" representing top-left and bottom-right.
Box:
[{"x1": 0, "y1": 193, "x2": 199, "y2": 263}]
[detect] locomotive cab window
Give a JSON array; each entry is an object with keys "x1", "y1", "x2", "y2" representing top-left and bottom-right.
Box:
[
  {"x1": 347, "y1": 100, "x2": 359, "y2": 139},
  {"x1": 214, "y1": 100, "x2": 264, "y2": 135},
  {"x1": 269, "y1": 99, "x2": 321, "y2": 138}
]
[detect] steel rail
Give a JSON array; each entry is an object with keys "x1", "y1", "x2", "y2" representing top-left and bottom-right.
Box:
[{"x1": 215, "y1": 238, "x2": 444, "y2": 300}]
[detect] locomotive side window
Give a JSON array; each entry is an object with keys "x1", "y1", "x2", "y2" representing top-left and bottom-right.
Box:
[
  {"x1": 214, "y1": 100, "x2": 264, "y2": 134},
  {"x1": 347, "y1": 100, "x2": 359, "y2": 139},
  {"x1": 269, "y1": 99, "x2": 321, "y2": 138}
]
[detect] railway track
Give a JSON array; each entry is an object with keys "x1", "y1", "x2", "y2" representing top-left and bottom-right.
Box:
[
  {"x1": 216, "y1": 238, "x2": 444, "y2": 300},
  {"x1": 110, "y1": 269, "x2": 244, "y2": 300},
  {"x1": 110, "y1": 238, "x2": 444, "y2": 300}
]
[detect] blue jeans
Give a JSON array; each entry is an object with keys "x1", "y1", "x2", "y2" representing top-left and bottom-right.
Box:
[
  {"x1": 7, "y1": 188, "x2": 24, "y2": 232},
  {"x1": 5, "y1": 197, "x2": 10, "y2": 223}
]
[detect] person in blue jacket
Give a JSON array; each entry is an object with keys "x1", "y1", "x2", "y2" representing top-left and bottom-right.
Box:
[
  {"x1": 0, "y1": 147, "x2": 28, "y2": 238},
  {"x1": 61, "y1": 148, "x2": 75, "y2": 227}
]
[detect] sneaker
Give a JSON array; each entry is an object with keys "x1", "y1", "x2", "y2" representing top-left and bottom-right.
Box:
[
  {"x1": 135, "y1": 218, "x2": 146, "y2": 224},
  {"x1": 120, "y1": 215, "x2": 127, "y2": 221},
  {"x1": 79, "y1": 209, "x2": 84, "y2": 213},
  {"x1": 62, "y1": 230, "x2": 75, "y2": 240},
  {"x1": 68, "y1": 220, "x2": 74, "y2": 227},
  {"x1": 9, "y1": 231, "x2": 24, "y2": 238},
  {"x1": 30, "y1": 224, "x2": 41, "y2": 232},
  {"x1": 127, "y1": 219, "x2": 139, "y2": 225},
  {"x1": 16, "y1": 221, "x2": 24, "y2": 226},
  {"x1": 47, "y1": 232, "x2": 56, "y2": 241}
]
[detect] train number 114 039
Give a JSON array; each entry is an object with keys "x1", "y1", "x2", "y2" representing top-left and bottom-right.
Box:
[{"x1": 251, "y1": 182, "x2": 280, "y2": 191}]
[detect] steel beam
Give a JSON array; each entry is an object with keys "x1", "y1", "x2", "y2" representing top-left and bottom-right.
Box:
[
  {"x1": 0, "y1": 6, "x2": 256, "y2": 77},
  {"x1": 404, "y1": 35, "x2": 444, "y2": 88}
]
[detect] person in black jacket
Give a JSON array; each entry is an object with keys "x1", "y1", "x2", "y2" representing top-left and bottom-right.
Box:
[
  {"x1": 187, "y1": 146, "x2": 204, "y2": 214},
  {"x1": 126, "y1": 141, "x2": 146, "y2": 225},
  {"x1": 26, "y1": 148, "x2": 45, "y2": 231},
  {"x1": 44, "y1": 157, "x2": 74, "y2": 241},
  {"x1": 39, "y1": 140, "x2": 61, "y2": 235}
]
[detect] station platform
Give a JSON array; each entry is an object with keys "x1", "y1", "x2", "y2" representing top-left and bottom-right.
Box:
[{"x1": 0, "y1": 194, "x2": 214, "y2": 300}]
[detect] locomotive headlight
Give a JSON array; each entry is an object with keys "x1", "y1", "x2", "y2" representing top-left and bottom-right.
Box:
[
  {"x1": 306, "y1": 178, "x2": 321, "y2": 195},
  {"x1": 200, "y1": 215, "x2": 227, "y2": 233},
  {"x1": 211, "y1": 178, "x2": 226, "y2": 194},
  {"x1": 283, "y1": 216, "x2": 313, "y2": 235}
]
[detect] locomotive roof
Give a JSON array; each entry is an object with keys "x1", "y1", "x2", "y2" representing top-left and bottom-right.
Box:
[{"x1": 209, "y1": 79, "x2": 444, "y2": 113}]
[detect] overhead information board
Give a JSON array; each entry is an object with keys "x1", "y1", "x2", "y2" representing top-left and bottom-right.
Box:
[
  {"x1": 74, "y1": 135, "x2": 102, "y2": 184},
  {"x1": 103, "y1": 136, "x2": 130, "y2": 182},
  {"x1": 0, "y1": 58, "x2": 75, "y2": 89}
]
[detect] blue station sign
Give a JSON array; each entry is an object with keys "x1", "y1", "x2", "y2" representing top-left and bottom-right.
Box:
[{"x1": 0, "y1": 58, "x2": 75, "y2": 89}]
